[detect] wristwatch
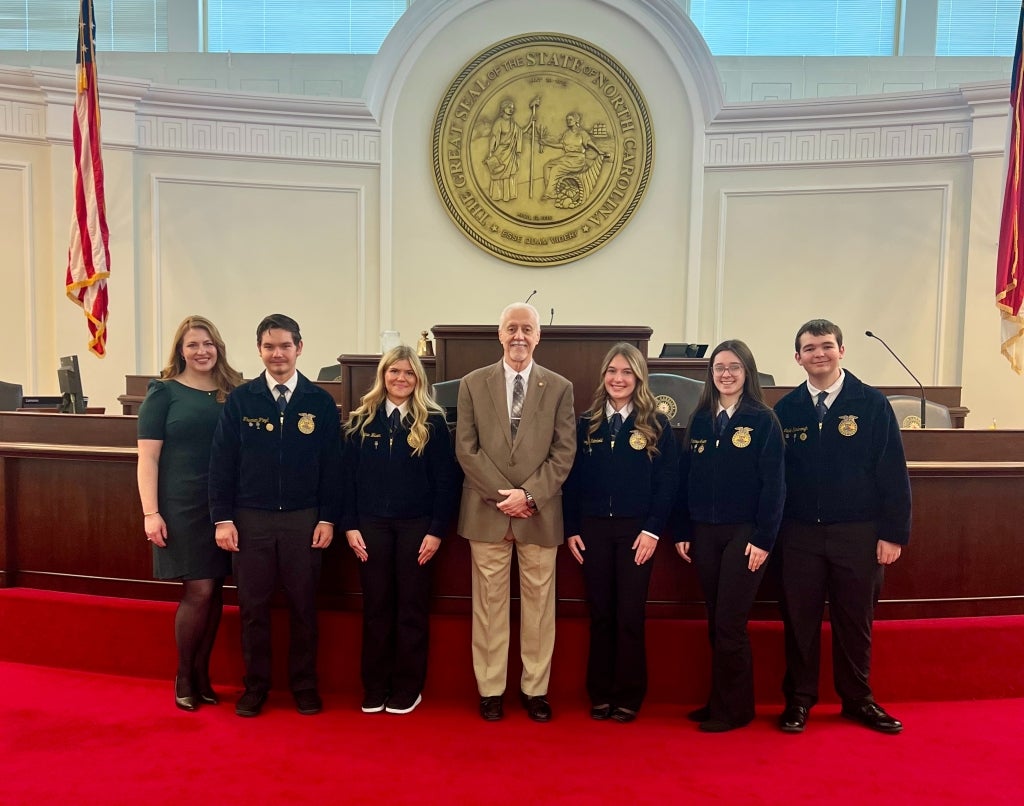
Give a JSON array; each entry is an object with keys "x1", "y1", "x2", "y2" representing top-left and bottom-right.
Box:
[{"x1": 522, "y1": 488, "x2": 538, "y2": 512}]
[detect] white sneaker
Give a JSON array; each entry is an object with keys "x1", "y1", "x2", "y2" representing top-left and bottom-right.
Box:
[{"x1": 385, "y1": 693, "x2": 422, "y2": 714}]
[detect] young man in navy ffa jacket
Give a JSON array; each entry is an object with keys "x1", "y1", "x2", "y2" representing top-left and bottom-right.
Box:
[
  {"x1": 773, "y1": 319, "x2": 911, "y2": 735},
  {"x1": 209, "y1": 313, "x2": 342, "y2": 718}
]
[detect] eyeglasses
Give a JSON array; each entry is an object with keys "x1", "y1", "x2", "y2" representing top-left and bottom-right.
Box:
[{"x1": 712, "y1": 363, "x2": 743, "y2": 375}]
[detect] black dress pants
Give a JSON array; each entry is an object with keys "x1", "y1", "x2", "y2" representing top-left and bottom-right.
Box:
[
  {"x1": 358, "y1": 515, "x2": 433, "y2": 702},
  {"x1": 691, "y1": 521, "x2": 767, "y2": 727},
  {"x1": 233, "y1": 507, "x2": 322, "y2": 694},
  {"x1": 779, "y1": 519, "x2": 883, "y2": 708},
  {"x1": 580, "y1": 516, "x2": 654, "y2": 711}
]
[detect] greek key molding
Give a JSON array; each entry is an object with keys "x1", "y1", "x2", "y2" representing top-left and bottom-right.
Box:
[
  {"x1": 135, "y1": 115, "x2": 380, "y2": 163},
  {"x1": 706, "y1": 122, "x2": 971, "y2": 167}
]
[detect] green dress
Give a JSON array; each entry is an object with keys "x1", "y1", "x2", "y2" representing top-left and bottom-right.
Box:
[{"x1": 138, "y1": 379, "x2": 232, "y2": 580}]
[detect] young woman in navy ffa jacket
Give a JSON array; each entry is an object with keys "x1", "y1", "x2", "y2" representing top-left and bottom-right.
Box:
[
  {"x1": 342, "y1": 345, "x2": 458, "y2": 716},
  {"x1": 675, "y1": 339, "x2": 785, "y2": 732},
  {"x1": 565, "y1": 343, "x2": 679, "y2": 723}
]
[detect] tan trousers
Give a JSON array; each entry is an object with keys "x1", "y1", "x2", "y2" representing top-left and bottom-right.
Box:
[{"x1": 469, "y1": 535, "x2": 558, "y2": 697}]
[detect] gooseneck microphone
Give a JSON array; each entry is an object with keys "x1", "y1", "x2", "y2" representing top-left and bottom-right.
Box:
[
  {"x1": 525, "y1": 289, "x2": 537, "y2": 304},
  {"x1": 865, "y1": 330, "x2": 926, "y2": 427},
  {"x1": 549, "y1": 308, "x2": 555, "y2": 326}
]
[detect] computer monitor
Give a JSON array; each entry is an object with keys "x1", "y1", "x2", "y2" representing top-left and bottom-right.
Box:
[
  {"x1": 685, "y1": 344, "x2": 709, "y2": 358},
  {"x1": 658, "y1": 343, "x2": 690, "y2": 358},
  {"x1": 57, "y1": 355, "x2": 86, "y2": 414}
]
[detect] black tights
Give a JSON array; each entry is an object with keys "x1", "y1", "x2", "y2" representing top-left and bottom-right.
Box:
[{"x1": 175, "y1": 578, "x2": 224, "y2": 689}]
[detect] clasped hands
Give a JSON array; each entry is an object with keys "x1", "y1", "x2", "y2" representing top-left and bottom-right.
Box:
[{"x1": 497, "y1": 488, "x2": 533, "y2": 519}]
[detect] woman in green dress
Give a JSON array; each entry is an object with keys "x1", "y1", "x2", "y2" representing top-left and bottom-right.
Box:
[{"x1": 137, "y1": 315, "x2": 242, "y2": 711}]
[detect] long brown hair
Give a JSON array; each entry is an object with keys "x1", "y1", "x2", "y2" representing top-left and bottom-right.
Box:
[
  {"x1": 345, "y1": 345, "x2": 443, "y2": 457},
  {"x1": 695, "y1": 339, "x2": 769, "y2": 415},
  {"x1": 160, "y1": 315, "x2": 242, "y2": 403},
  {"x1": 583, "y1": 342, "x2": 663, "y2": 458}
]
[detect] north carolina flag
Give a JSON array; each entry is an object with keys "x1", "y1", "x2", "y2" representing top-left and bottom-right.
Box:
[
  {"x1": 997, "y1": 3, "x2": 1024, "y2": 374},
  {"x1": 65, "y1": 0, "x2": 110, "y2": 358}
]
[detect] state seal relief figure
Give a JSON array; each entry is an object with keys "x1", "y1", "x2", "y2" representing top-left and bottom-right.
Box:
[
  {"x1": 538, "y1": 111, "x2": 611, "y2": 209},
  {"x1": 481, "y1": 99, "x2": 611, "y2": 209}
]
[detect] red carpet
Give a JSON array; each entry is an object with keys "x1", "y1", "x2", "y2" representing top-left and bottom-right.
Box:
[
  {"x1": 1, "y1": 662, "x2": 1022, "y2": 805},
  {"x1": 1, "y1": 590, "x2": 1023, "y2": 803},
  {"x1": 1, "y1": 589, "x2": 1022, "y2": 702}
]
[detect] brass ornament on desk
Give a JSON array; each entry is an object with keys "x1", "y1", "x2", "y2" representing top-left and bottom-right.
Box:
[
  {"x1": 431, "y1": 33, "x2": 654, "y2": 266},
  {"x1": 417, "y1": 330, "x2": 434, "y2": 357}
]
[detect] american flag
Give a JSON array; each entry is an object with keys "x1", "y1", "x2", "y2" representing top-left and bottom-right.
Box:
[
  {"x1": 997, "y1": 2, "x2": 1024, "y2": 374},
  {"x1": 65, "y1": 0, "x2": 110, "y2": 358}
]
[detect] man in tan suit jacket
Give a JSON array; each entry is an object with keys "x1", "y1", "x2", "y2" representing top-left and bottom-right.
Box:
[{"x1": 456, "y1": 302, "x2": 576, "y2": 722}]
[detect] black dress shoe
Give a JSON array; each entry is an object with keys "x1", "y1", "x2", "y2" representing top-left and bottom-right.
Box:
[
  {"x1": 174, "y1": 676, "x2": 198, "y2": 712},
  {"x1": 590, "y1": 704, "x2": 612, "y2": 720},
  {"x1": 520, "y1": 692, "x2": 552, "y2": 722},
  {"x1": 610, "y1": 707, "x2": 637, "y2": 724},
  {"x1": 197, "y1": 687, "x2": 219, "y2": 705},
  {"x1": 687, "y1": 705, "x2": 710, "y2": 723},
  {"x1": 294, "y1": 689, "x2": 323, "y2": 715},
  {"x1": 779, "y1": 704, "x2": 808, "y2": 733},
  {"x1": 480, "y1": 695, "x2": 503, "y2": 722},
  {"x1": 841, "y1": 701, "x2": 903, "y2": 734},
  {"x1": 235, "y1": 689, "x2": 268, "y2": 718}
]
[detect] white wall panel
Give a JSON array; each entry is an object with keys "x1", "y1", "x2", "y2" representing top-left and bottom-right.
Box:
[{"x1": 151, "y1": 176, "x2": 365, "y2": 378}]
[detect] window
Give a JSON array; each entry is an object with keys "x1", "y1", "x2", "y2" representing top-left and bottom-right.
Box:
[
  {"x1": 0, "y1": 0, "x2": 168, "y2": 51},
  {"x1": 936, "y1": 0, "x2": 1020, "y2": 56},
  {"x1": 206, "y1": 0, "x2": 407, "y2": 54},
  {"x1": 689, "y1": 0, "x2": 898, "y2": 56}
]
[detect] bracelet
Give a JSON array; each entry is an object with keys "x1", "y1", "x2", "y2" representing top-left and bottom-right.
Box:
[{"x1": 143, "y1": 511, "x2": 159, "y2": 517}]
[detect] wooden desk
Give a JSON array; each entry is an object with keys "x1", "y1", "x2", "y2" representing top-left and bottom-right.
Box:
[
  {"x1": 1, "y1": 413, "x2": 1019, "y2": 619},
  {"x1": 118, "y1": 376, "x2": 345, "y2": 416}
]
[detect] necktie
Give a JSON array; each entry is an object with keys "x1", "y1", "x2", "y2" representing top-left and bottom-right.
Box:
[
  {"x1": 510, "y1": 374, "x2": 524, "y2": 439},
  {"x1": 716, "y1": 409, "x2": 729, "y2": 436},
  {"x1": 389, "y1": 408, "x2": 402, "y2": 432},
  {"x1": 275, "y1": 384, "x2": 288, "y2": 415},
  {"x1": 609, "y1": 412, "x2": 623, "y2": 439},
  {"x1": 815, "y1": 391, "x2": 828, "y2": 424}
]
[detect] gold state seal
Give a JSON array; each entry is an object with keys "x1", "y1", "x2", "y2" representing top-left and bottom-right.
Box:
[{"x1": 432, "y1": 33, "x2": 654, "y2": 266}]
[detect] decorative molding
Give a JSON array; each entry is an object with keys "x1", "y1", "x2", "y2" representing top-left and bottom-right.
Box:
[
  {"x1": 705, "y1": 85, "x2": 1012, "y2": 167},
  {"x1": 706, "y1": 122, "x2": 972, "y2": 167}
]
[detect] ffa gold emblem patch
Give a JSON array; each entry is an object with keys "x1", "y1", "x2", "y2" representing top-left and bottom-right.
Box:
[
  {"x1": 265, "y1": 422, "x2": 274, "y2": 432},
  {"x1": 298, "y1": 414, "x2": 316, "y2": 435},
  {"x1": 731, "y1": 427, "x2": 752, "y2": 448},
  {"x1": 628, "y1": 430, "x2": 647, "y2": 450},
  {"x1": 838, "y1": 415, "x2": 858, "y2": 437},
  {"x1": 655, "y1": 395, "x2": 677, "y2": 421}
]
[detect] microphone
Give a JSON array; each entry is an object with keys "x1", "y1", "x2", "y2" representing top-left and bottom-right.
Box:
[
  {"x1": 865, "y1": 330, "x2": 926, "y2": 427},
  {"x1": 525, "y1": 289, "x2": 537, "y2": 304},
  {"x1": 549, "y1": 308, "x2": 555, "y2": 326}
]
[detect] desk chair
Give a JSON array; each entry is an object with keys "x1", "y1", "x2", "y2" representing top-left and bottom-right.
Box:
[
  {"x1": 317, "y1": 364, "x2": 342, "y2": 382},
  {"x1": 648, "y1": 373, "x2": 704, "y2": 428},
  {"x1": 886, "y1": 394, "x2": 952, "y2": 429},
  {"x1": 432, "y1": 379, "x2": 461, "y2": 425},
  {"x1": 0, "y1": 380, "x2": 23, "y2": 411}
]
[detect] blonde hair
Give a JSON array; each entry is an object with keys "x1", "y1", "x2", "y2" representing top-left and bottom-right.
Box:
[
  {"x1": 161, "y1": 315, "x2": 242, "y2": 403},
  {"x1": 344, "y1": 345, "x2": 443, "y2": 456},
  {"x1": 584, "y1": 342, "x2": 663, "y2": 458}
]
